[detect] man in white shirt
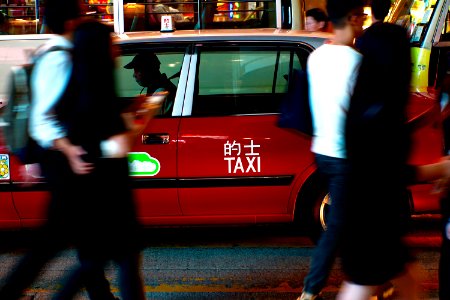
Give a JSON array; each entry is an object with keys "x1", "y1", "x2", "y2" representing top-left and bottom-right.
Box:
[{"x1": 298, "y1": 0, "x2": 366, "y2": 299}]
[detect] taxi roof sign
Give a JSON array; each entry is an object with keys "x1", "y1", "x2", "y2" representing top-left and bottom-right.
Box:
[{"x1": 160, "y1": 15, "x2": 175, "y2": 33}]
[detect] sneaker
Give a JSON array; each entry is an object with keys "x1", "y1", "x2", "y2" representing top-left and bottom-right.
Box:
[{"x1": 297, "y1": 291, "x2": 321, "y2": 300}]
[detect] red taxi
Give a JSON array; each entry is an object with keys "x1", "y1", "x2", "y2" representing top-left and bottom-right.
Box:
[{"x1": 0, "y1": 28, "x2": 446, "y2": 241}]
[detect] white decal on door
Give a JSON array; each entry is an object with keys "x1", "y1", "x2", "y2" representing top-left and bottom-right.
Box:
[{"x1": 223, "y1": 139, "x2": 261, "y2": 174}]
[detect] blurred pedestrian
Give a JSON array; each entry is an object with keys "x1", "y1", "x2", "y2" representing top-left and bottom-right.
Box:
[
  {"x1": 0, "y1": 1, "x2": 95, "y2": 299},
  {"x1": 298, "y1": 1, "x2": 366, "y2": 299},
  {"x1": 305, "y1": 8, "x2": 329, "y2": 32},
  {"x1": 52, "y1": 19, "x2": 146, "y2": 300},
  {"x1": 338, "y1": 0, "x2": 450, "y2": 299},
  {"x1": 0, "y1": 0, "x2": 146, "y2": 299}
]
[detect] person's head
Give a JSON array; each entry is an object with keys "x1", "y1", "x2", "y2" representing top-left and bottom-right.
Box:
[
  {"x1": 73, "y1": 21, "x2": 114, "y2": 70},
  {"x1": 72, "y1": 21, "x2": 116, "y2": 95},
  {"x1": 124, "y1": 52, "x2": 162, "y2": 87},
  {"x1": 327, "y1": 0, "x2": 366, "y2": 43},
  {"x1": 305, "y1": 8, "x2": 328, "y2": 32},
  {"x1": 43, "y1": 0, "x2": 81, "y2": 34},
  {"x1": 371, "y1": 0, "x2": 391, "y2": 22}
]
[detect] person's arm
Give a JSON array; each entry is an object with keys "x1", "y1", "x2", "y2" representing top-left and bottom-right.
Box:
[
  {"x1": 29, "y1": 42, "x2": 93, "y2": 174},
  {"x1": 414, "y1": 160, "x2": 450, "y2": 182},
  {"x1": 29, "y1": 49, "x2": 71, "y2": 149},
  {"x1": 413, "y1": 158, "x2": 450, "y2": 196}
]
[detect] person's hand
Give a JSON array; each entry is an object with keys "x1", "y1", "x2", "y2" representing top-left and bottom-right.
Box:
[
  {"x1": 432, "y1": 156, "x2": 450, "y2": 196},
  {"x1": 66, "y1": 145, "x2": 94, "y2": 175},
  {"x1": 53, "y1": 138, "x2": 94, "y2": 175}
]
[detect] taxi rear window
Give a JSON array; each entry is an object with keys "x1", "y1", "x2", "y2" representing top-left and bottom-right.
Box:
[{"x1": 193, "y1": 46, "x2": 307, "y2": 116}]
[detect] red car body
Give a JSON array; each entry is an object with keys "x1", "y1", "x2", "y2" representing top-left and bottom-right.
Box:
[{"x1": 0, "y1": 29, "x2": 445, "y2": 239}]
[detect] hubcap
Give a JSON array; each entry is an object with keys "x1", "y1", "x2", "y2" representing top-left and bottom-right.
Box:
[{"x1": 319, "y1": 194, "x2": 331, "y2": 231}]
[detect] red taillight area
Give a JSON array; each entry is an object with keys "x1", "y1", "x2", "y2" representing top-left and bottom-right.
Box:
[
  {"x1": 407, "y1": 92, "x2": 444, "y2": 165},
  {"x1": 407, "y1": 91, "x2": 444, "y2": 214}
]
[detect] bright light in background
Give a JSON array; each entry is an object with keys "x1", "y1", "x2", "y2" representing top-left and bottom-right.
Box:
[
  {"x1": 363, "y1": 6, "x2": 372, "y2": 29},
  {"x1": 410, "y1": 0, "x2": 427, "y2": 23}
]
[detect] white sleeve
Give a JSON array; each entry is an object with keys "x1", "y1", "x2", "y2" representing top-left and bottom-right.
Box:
[{"x1": 29, "y1": 50, "x2": 72, "y2": 149}]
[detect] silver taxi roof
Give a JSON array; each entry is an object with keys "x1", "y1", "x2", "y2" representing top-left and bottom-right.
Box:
[{"x1": 114, "y1": 28, "x2": 332, "y2": 49}]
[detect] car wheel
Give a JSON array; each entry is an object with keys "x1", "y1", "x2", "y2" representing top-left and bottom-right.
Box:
[
  {"x1": 295, "y1": 176, "x2": 329, "y2": 243},
  {"x1": 316, "y1": 192, "x2": 331, "y2": 232},
  {"x1": 307, "y1": 189, "x2": 330, "y2": 243},
  {"x1": 297, "y1": 174, "x2": 414, "y2": 244}
]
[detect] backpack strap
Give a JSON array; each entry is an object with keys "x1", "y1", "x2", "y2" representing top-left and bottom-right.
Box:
[
  {"x1": 31, "y1": 45, "x2": 71, "y2": 64},
  {"x1": 10, "y1": 65, "x2": 29, "y2": 100}
]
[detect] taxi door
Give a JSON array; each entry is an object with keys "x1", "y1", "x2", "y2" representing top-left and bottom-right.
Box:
[
  {"x1": 0, "y1": 37, "x2": 52, "y2": 229},
  {"x1": 177, "y1": 42, "x2": 315, "y2": 223},
  {"x1": 116, "y1": 45, "x2": 189, "y2": 224}
]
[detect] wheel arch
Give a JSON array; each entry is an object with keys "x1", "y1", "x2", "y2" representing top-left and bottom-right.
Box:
[{"x1": 288, "y1": 163, "x2": 324, "y2": 224}]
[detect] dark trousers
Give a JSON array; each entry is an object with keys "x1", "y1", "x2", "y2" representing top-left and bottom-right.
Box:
[
  {"x1": 51, "y1": 153, "x2": 145, "y2": 300},
  {"x1": 303, "y1": 154, "x2": 349, "y2": 295},
  {"x1": 440, "y1": 218, "x2": 450, "y2": 300},
  {"x1": 0, "y1": 228, "x2": 62, "y2": 300},
  {"x1": 0, "y1": 151, "x2": 117, "y2": 300},
  {"x1": 55, "y1": 250, "x2": 144, "y2": 300},
  {"x1": 0, "y1": 226, "x2": 116, "y2": 300}
]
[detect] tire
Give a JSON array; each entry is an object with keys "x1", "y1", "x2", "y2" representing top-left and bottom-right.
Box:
[
  {"x1": 296, "y1": 176, "x2": 412, "y2": 244},
  {"x1": 295, "y1": 175, "x2": 330, "y2": 244}
]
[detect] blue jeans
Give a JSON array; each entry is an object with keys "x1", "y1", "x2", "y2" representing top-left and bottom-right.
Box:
[{"x1": 303, "y1": 154, "x2": 349, "y2": 295}]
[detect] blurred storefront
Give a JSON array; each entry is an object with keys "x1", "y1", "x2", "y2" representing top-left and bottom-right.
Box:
[
  {"x1": 1, "y1": 0, "x2": 448, "y2": 36},
  {"x1": 0, "y1": 0, "x2": 278, "y2": 35},
  {"x1": 122, "y1": 0, "x2": 277, "y2": 31},
  {"x1": 0, "y1": 0, "x2": 42, "y2": 34}
]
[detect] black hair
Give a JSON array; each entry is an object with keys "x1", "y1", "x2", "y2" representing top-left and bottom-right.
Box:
[
  {"x1": 43, "y1": 0, "x2": 81, "y2": 34},
  {"x1": 371, "y1": 0, "x2": 391, "y2": 21},
  {"x1": 72, "y1": 21, "x2": 115, "y2": 99},
  {"x1": 70, "y1": 21, "x2": 125, "y2": 141},
  {"x1": 327, "y1": 0, "x2": 365, "y2": 28},
  {"x1": 306, "y1": 8, "x2": 329, "y2": 29},
  {"x1": 306, "y1": 8, "x2": 328, "y2": 23}
]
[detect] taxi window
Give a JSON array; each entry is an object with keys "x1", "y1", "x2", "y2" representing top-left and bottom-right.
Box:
[
  {"x1": 192, "y1": 47, "x2": 305, "y2": 116},
  {"x1": 116, "y1": 51, "x2": 184, "y2": 96},
  {"x1": 115, "y1": 51, "x2": 184, "y2": 116}
]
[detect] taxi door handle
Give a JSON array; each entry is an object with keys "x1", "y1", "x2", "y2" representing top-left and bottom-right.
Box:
[{"x1": 142, "y1": 133, "x2": 170, "y2": 144}]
